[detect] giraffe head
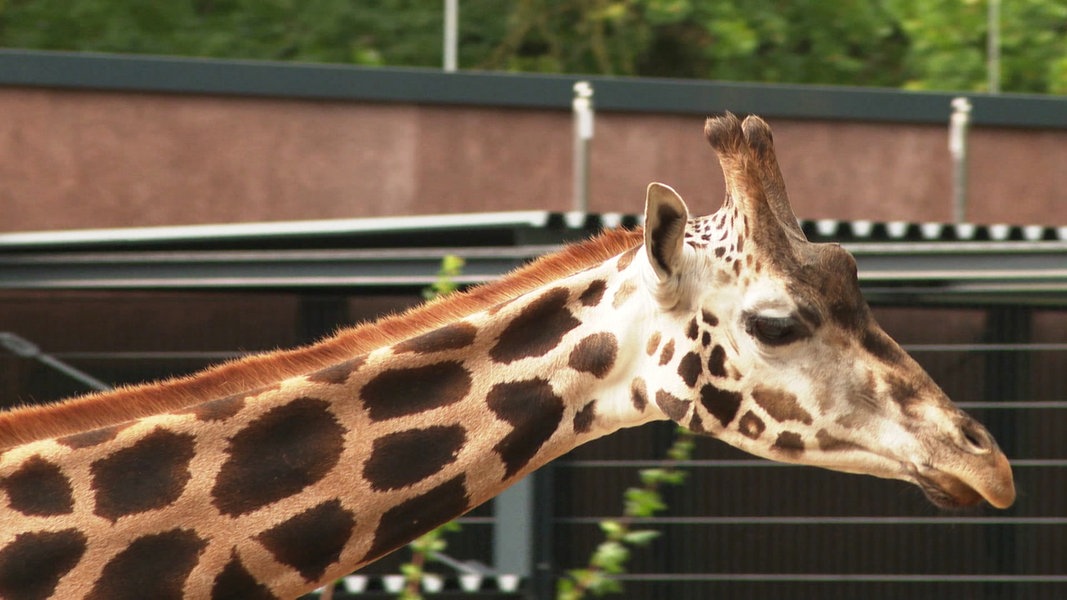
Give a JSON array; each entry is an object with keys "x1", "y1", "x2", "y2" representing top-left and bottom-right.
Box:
[{"x1": 638, "y1": 113, "x2": 1015, "y2": 509}]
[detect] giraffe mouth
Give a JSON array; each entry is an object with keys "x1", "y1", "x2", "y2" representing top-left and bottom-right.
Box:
[{"x1": 914, "y1": 472, "x2": 984, "y2": 509}]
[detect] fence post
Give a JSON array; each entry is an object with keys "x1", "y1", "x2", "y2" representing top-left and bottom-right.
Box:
[
  {"x1": 572, "y1": 81, "x2": 594, "y2": 213},
  {"x1": 949, "y1": 97, "x2": 972, "y2": 223},
  {"x1": 443, "y1": 0, "x2": 458, "y2": 72}
]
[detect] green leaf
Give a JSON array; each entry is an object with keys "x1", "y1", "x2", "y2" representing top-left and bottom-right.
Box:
[
  {"x1": 624, "y1": 487, "x2": 666, "y2": 517},
  {"x1": 622, "y1": 529, "x2": 661, "y2": 546},
  {"x1": 598, "y1": 519, "x2": 625, "y2": 539},
  {"x1": 590, "y1": 541, "x2": 629, "y2": 573}
]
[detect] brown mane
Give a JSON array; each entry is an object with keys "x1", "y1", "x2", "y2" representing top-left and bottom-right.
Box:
[{"x1": 0, "y1": 228, "x2": 644, "y2": 448}]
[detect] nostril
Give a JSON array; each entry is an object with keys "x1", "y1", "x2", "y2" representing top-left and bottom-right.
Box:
[{"x1": 960, "y1": 420, "x2": 993, "y2": 454}]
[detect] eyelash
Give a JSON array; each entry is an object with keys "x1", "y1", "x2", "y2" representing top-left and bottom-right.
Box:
[{"x1": 745, "y1": 314, "x2": 808, "y2": 346}]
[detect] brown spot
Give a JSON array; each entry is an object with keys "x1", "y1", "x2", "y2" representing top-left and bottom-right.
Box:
[
  {"x1": 88, "y1": 529, "x2": 205, "y2": 600},
  {"x1": 700, "y1": 383, "x2": 742, "y2": 427},
  {"x1": 612, "y1": 279, "x2": 637, "y2": 309},
  {"x1": 685, "y1": 318, "x2": 699, "y2": 340},
  {"x1": 688, "y1": 411, "x2": 707, "y2": 433},
  {"x1": 774, "y1": 431, "x2": 805, "y2": 455},
  {"x1": 677, "y1": 352, "x2": 703, "y2": 387},
  {"x1": 658, "y1": 339, "x2": 675, "y2": 366},
  {"x1": 616, "y1": 246, "x2": 639, "y2": 271},
  {"x1": 363, "y1": 475, "x2": 469, "y2": 564},
  {"x1": 645, "y1": 331, "x2": 662, "y2": 356},
  {"x1": 487, "y1": 378, "x2": 566, "y2": 478},
  {"x1": 256, "y1": 500, "x2": 355, "y2": 583},
  {"x1": 630, "y1": 378, "x2": 648, "y2": 411},
  {"x1": 573, "y1": 400, "x2": 597, "y2": 434},
  {"x1": 707, "y1": 345, "x2": 727, "y2": 378},
  {"x1": 212, "y1": 398, "x2": 345, "y2": 517},
  {"x1": 701, "y1": 310, "x2": 719, "y2": 327},
  {"x1": 568, "y1": 333, "x2": 618, "y2": 378},
  {"x1": 701, "y1": 331, "x2": 711, "y2": 347},
  {"x1": 490, "y1": 287, "x2": 580, "y2": 364},
  {"x1": 733, "y1": 260, "x2": 742, "y2": 276},
  {"x1": 0, "y1": 529, "x2": 86, "y2": 600},
  {"x1": 307, "y1": 357, "x2": 366, "y2": 385},
  {"x1": 361, "y1": 361, "x2": 472, "y2": 421},
  {"x1": 738, "y1": 411, "x2": 765, "y2": 439},
  {"x1": 394, "y1": 322, "x2": 478, "y2": 354},
  {"x1": 655, "y1": 390, "x2": 690, "y2": 422},
  {"x1": 752, "y1": 386, "x2": 812, "y2": 425},
  {"x1": 884, "y1": 372, "x2": 922, "y2": 409},
  {"x1": 362, "y1": 425, "x2": 466, "y2": 491},
  {"x1": 579, "y1": 280, "x2": 608, "y2": 306},
  {"x1": 212, "y1": 553, "x2": 279, "y2": 600},
  {"x1": 714, "y1": 247, "x2": 726, "y2": 258},
  {"x1": 58, "y1": 422, "x2": 131, "y2": 450},
  {"x1": 91, "y1": 428, "x2": 197, "y2": 522},
  {"x1": 816, "y1": 429, "x2": 866, "y2": 452},
  {"x1": 1, "y1": 456, "x2": 74, "y2": 516}
]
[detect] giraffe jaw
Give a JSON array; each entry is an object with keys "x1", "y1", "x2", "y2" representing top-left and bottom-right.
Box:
[{"x1": 913, "y1": 471, "x2": 984, "y2": 509}]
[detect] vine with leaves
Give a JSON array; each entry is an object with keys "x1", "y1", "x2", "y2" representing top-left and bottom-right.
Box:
[{"x1": 557, "y1": 428, "x2": 695, "y2": 599}]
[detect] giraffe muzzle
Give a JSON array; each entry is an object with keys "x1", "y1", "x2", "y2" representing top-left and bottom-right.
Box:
[{"x1": 913, "y1": 424, "x2": 1016, "y2": 510}]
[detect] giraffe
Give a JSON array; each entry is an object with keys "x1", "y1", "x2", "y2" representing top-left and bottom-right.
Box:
[{"x1": 0, "y1": 114, "x2": 1015, "y2": 600}]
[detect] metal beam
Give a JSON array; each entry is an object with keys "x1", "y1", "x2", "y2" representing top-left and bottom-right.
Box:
[
  {"x1": 1, "y1": 49, "x2": 1066, "y2": 128},
  {"x1": 1, "y1": 241, "x2": 1066, "y2": 305}
]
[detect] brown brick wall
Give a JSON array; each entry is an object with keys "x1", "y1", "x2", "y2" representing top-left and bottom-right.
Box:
[{"x1": 2, "y1": 86, "x2": 1064, "y2": 232}]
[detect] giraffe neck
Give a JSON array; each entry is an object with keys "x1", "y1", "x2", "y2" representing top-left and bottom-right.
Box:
[{"x1": 0, "y1": 243, "x2": 668, "y2": 599}]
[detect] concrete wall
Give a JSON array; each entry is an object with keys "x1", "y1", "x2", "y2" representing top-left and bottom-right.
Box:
[{"x1": 2, "y1": 85, "x2": 1065, "y2": 233}]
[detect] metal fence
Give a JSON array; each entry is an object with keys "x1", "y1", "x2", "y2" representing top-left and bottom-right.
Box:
[{"x1": 2, "y1": 291, "x2": 1063, "y2": 599}]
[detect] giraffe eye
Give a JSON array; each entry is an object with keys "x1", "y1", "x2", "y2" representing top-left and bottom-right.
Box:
[{"x1": 746, "y1": 315, "x2": 804, "y2": 346}]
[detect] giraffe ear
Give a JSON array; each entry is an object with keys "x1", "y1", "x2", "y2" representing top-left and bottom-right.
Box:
[{"x1": 644, "y1": 182, "x2": 689, "y2": 281}]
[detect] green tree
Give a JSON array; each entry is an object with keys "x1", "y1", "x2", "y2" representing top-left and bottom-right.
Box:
[
  {"x1": 481, "y1": 0, "x2": 908, "y2": 86},
  {"x1": 885, "y1": 0, "x2": 1067, "y2": 93},
  {"x1": 2, "y1": 0, "x2": 1065, "y2": 93}
]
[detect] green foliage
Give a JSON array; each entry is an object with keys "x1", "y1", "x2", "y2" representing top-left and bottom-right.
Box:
[
  {"x1": 398, "y1": 521, "x2": 462, "y2": 600},
  {"x1": 2, "y1": 0, "x2": 1065, "y2": 93},
  {"x1": 556, "y1": 426, "x2": 695, "y2": 600},
  {"x1": 422, "y1": 254, "x2": 466, "y2": 301},
  {"x1": 884, "y1": 0, "x2": 1067, "y2": 93}
]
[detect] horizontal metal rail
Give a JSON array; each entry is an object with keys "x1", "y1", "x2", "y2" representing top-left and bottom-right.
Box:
[
  {"x1": 614, "y1": 573, "x2": 1067, "y2": 583},
  {"x1": 1, "y1": 239, "x2": 1065, "y2": 300},
  {"x1": 558, "y1": 516, "x2": 1067, "y2": 526},
  {"x1": 560, "y1": 458, "x2": 1067, "y2": 468}
]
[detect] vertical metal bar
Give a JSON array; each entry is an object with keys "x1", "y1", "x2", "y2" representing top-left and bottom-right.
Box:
[
  {"x1": 949, "y1": 97, "x2": 972, "y2": 223},
  {"x1": 530, "y1": 466, "x2": 556, "y2": 600},
  {"x1": 572, "y1": 81, "x2": 594, "y2": 213},
  {"x1": 492, "y1": 476, "x2": 534, "y2": 578},
  {"x1": 987, "y1": 0, "x2": 1001, "y2": 93},
  {"x1": 443, "y1": 0, "x2": 459, "y2": 72}
]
